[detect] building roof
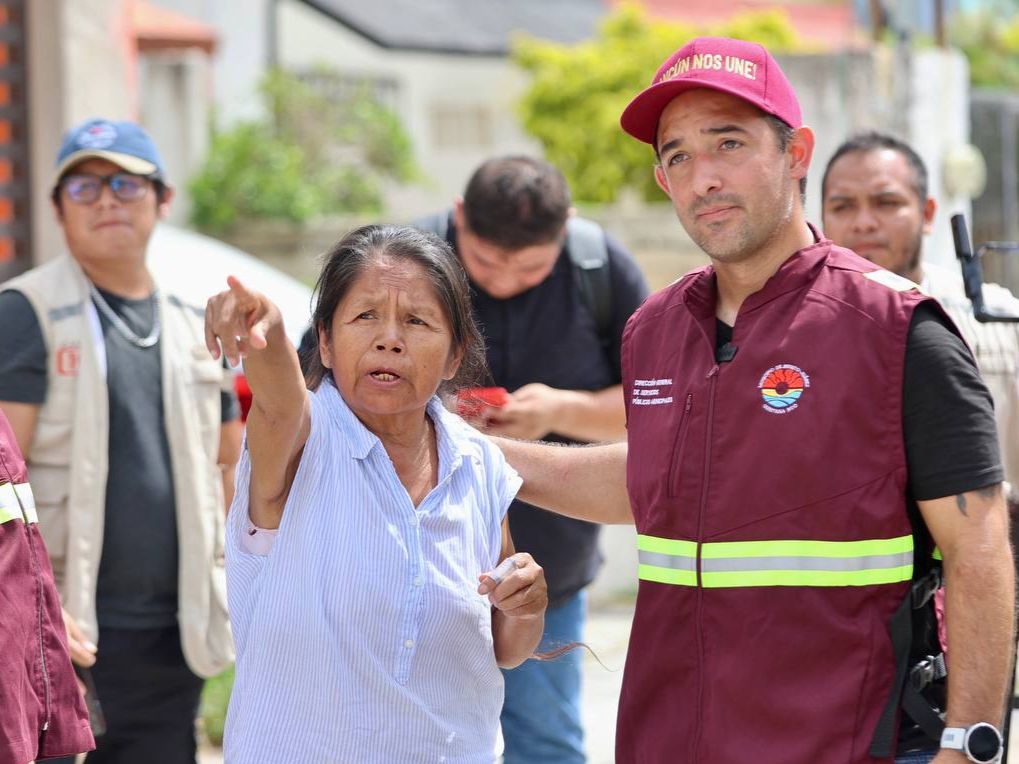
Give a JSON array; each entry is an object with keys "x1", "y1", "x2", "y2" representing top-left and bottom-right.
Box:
[
  {"x1": 617, "y1": 0, "x2": 864, "y2": 51},
  {"x1": 296, "y1": 0, "x2": 605, "y2": 55},
  {"x1": 132, "y1": 1, "x2": 218, "y2": 54}
]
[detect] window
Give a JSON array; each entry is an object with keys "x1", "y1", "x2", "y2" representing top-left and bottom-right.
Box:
[
  {"x1": 429, "y1": 104, "x2": 494, "y2": 150},
  {"x1": 298, "y1": 70, "x2": 400, "y2": 113}
]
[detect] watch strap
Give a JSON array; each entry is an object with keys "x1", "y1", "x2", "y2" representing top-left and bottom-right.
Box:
[{"x1": 940, "y1": 726, "x2": 966, "y2": 750}]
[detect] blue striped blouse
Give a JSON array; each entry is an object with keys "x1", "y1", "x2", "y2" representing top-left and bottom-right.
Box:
[{"x1": 224, "y1": 381, "x2": 521, "y2": 763}]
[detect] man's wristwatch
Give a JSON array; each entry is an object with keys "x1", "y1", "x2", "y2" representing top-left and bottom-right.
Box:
[{"x1": 940, "y1": 723, "x2": 1004, "y2": 762}]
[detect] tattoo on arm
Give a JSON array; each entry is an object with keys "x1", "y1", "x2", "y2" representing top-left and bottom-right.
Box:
[
  {"x1": 954, "y1": 484, "x2": 1002, "y2": 516},
  {"x1": 977, "y1": 483, "x2": 1001, "y2": 499},
  {"x1": 956, "y1": 494, "x2": 968, "y2": 517}
]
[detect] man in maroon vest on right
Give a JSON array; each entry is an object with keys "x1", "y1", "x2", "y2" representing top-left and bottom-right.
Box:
[{"x1": 496, "y1": 37, "x2": 1015, "y2": 764}]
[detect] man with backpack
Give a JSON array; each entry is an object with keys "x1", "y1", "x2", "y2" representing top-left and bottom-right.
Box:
[{"x1": 417, "y1": 156, "x2": 649, "y2": 763}]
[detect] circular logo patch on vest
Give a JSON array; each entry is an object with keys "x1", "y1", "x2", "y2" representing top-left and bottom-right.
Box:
[{"x1": 758, "y1": 364, "x2": 810, "y2": 414}]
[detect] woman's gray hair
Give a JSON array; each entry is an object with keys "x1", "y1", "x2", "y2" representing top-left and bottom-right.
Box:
[{"x1": 304, "y1": 224, "x2": 487, "y2": 395}]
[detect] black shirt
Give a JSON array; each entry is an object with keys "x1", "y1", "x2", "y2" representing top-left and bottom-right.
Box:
[
  {"x1": 450, "y1": 224, "x2": 650, "y2": 606},
  {"x1": 0, "y1": 288, "x2": 239, "y2": 629}
]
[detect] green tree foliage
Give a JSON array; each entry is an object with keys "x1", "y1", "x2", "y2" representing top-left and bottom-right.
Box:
[
  {"x1": 189, "y1": 69, "x2": 418, "y2": 233},
  {"x1": 513, "y1": 4, "x2": 800, "y2": 203},
  {"x1": 950, "y1": 10, "x2": 1019, "y2": 90}
]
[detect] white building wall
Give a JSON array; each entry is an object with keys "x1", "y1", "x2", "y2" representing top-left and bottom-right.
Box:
[
  {"x1": 148, "y1": 0, "x2": 272, "y2": 126},
  {"x1": 138, "y1": 49, "x2": 213, "y2": 223},
  {"x1": 27, "y1": 0, "x2": 135, "y2": 265},
  {"x1": 61, "y1": 0, "x2": 136, "y2": 124},
  {"x1": 908, "y1": 47, "x2": 971, "y2": 270}
]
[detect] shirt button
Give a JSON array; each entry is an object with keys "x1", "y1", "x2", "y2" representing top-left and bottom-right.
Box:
[
  {"x1": 404, "y1": 639, "x2": 415, "y2": 649},
  {"x1": 408, "y1": 516, "x2": 419, "y2": 527},
  {"x1": 413, "y1": 576, "x2": 423, "y2": 587}
]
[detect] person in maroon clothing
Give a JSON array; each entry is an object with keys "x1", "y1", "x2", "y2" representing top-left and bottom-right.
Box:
[
  {"x1": 494, "y1": 36, "x2": 1014, "y2": 764},
  {"x1": 0, "y1": 408, "x2": 94, "y2": 763}
]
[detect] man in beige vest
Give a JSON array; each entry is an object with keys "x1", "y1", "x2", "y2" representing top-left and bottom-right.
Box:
[{"x1": 0, "y1": 118, "x2": 241, "y2": 764}]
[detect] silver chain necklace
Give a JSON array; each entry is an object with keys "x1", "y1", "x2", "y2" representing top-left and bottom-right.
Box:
[{"x1": 89, "y1": 283, "x2": 161, "y2": 348}]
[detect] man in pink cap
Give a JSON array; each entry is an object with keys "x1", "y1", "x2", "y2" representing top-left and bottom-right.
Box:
[{"x1": 495, "y1": 37, "x2": 1014, "y2": 763}]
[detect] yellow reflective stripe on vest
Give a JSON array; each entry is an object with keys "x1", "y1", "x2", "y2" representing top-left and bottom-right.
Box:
[
  {"x1": 637, "y1": 534, "x2": 914, "y2": 588},
  {"x1": 0, "y1": 482, "x2": 37, "y2": 524},
  {"x1": 637, "y1": 534, "x2": 697, "y2": 586}
]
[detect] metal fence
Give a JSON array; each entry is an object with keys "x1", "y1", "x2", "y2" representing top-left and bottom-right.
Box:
[{"x1": 972, "y1": 89, "x2": 1019, "y2": 294}]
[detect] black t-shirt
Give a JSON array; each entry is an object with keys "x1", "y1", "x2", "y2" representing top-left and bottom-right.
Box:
[
  {"x1": 449, "y1": 224, "x2": 650, "y2": 606},
  {"x1": 716, "y1": 304, "x2": 1003, "y2": 500},
  {"x1": 0, "y1": 288, "x2": 239, "y2": 629}
]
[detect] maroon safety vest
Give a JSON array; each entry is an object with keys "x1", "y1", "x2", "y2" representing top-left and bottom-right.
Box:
[
  {"x1": 0, "y1": 411, "x2": 93, "y2": 763},
  {"x1": 619, "y1": 238, "x2": 934, "y2": 763}
]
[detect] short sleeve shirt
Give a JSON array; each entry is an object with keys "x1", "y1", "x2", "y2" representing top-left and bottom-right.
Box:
[{"x1": 224, "y1": 382, "x2": 519, "y2": 762}]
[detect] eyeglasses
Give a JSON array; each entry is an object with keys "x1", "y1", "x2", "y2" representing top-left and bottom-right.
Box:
[{"x1": 60, "y1": 172, "x2": 152, "y2": 204}]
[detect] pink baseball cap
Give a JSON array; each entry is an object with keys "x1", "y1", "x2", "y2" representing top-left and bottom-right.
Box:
[{"x1": 620, "y1": 36, "x2": 802, "y2": 145}]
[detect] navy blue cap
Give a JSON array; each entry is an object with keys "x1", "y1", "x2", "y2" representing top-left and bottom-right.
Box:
[{"x1": 54, "y1": 118, "x2": 165, "y2": 185}]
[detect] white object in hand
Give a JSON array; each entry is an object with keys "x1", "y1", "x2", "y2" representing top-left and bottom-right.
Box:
[{"x1": 488, "y1": 556, "x2": 519, "y2": 586}]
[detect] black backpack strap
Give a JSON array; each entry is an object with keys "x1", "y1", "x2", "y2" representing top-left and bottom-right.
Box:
[
  {"x1": 902, "y1": 655, "x2": 948, "y2": 742},
  {"x1": 416, "y1": 212, "x2": 614, "y2": 339},
  {"x1": 870, "y1": 590, "x2": 916, "y2": 757},
  {"x1": 412, "y1": 210, "x2": 452, "y2": 241},
  {"x1": 565, "y1": 217, "x2": 612, "y2": 338},
  {"x1": 869, "y1": 559, "x2": 946, "y2": 757}
]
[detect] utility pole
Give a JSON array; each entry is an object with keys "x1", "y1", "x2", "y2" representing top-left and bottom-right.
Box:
[
  {"x1": 934, "y1": 0, "x2": 946, "y2": 46},
  {"x1": 869, "y1": 0, "x2": 885, "y2": 41}
]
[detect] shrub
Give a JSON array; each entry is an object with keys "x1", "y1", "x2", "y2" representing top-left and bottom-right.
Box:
[{"x1": 189, "y1": 68, "x2": 418, "y2": 233}]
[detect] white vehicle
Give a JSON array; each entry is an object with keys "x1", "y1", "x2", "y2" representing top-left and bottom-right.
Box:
[
  {"x1": 147, "y1": 223, "x2": 314, "y2": 345},
  {"x1": 147, "y1": 223, "x2": 315, "y2": 418}
]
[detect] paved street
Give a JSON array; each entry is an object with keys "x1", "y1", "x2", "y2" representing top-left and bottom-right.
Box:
[{"x1": 197, "y1": 600, "x2": 1019, "y2": 763}]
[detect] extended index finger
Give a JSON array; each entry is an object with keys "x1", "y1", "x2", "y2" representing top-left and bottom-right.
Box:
[{"x1": 226, "y1": 275, "x2": 258, "y2": 308}]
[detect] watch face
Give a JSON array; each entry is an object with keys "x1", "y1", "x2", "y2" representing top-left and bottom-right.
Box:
[{"x1": 967, "y1": 724, "x2": 1002, "y2": 762}]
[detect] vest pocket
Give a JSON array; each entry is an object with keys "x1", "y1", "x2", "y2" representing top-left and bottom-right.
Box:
[
  {"x1": 190, "y1": 359, "x2": 226, "y2": 384},
  {"x1": 29, "y1": 468, "x2": 68, "y2": 581},
  {"x1": 667, "y1": 393, "x2": 694, "y2": 498}
]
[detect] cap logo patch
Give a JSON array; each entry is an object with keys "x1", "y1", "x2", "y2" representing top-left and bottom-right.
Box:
[
  {"x1": 659, "y1": 54, "x2": 758, "y2": 84},
  {"x1": 76, "y1": 122, "x2": 117, "y2": 150}
]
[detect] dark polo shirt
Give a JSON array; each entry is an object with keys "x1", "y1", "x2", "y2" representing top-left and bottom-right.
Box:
[{"x1": 448, "y1": 223, "x2": 649, "y2": 606}]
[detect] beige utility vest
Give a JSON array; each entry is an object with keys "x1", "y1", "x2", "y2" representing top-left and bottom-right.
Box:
[{"x1": 1, "y1": 254, "x2": 233, "y2": 677}]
